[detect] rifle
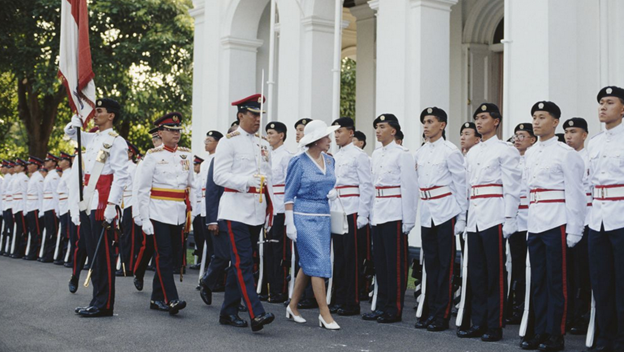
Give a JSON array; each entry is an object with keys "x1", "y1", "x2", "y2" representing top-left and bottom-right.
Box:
[{"x1": 83, "y1": 221, "x2": 110, "y2": 287}]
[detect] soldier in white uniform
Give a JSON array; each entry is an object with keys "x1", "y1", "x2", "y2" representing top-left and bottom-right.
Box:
[
  {"x1": 294, "y1": 118, "x2": 312, "y2": 145},
  {"x1": 24, "y1": 156, "x2": 44, "y2": 261},
  {"x1": 1, "y1": 160, "x2": 13, "y2": 256},
  {"x1": 190, "y1": 155, "x2": 205, "y2": 270},
  {"x1": 362, "y1": 113, "x2": 417, "y2": 324},
  {"x1": 9, "y1": 159, "x2": 29, "y2": 259},
  {"x1": 264, "y1": 122, "x2": 292, "y2": 303},
  {"x1": 330, "y1": 117, "x2": 373, "y2": 316},
  {"x1": 458, "y1": 103, "x2": 521, "y2": 342},
  {"x1": 117, "y1": 141, "x2": 139, "y2": 276},
  {"x1": 136, "y1": 112, "x2": 194, "y2": 315},
  {"x1": 587, "y1": 86, "x2": 624, "y2": 352},
  {"x1": 40, "y1": 153, "x2": 61, "y2": 262},
  {"x1": 521, "y1": 101, "x2": 585, "y2": 351},
  {"x1": 56, "y1": 152, "x2": 75, "y2": 266},
  {"x1": 213, "y1": 94, "x2": 276, "y2": 332},
  {"x1": 459, "y1": 122, "x2": 481, "y2": 155},
  {"x1": 353, "y1": 131, "x2": 367, "y2": 151},
  {"x1": 65, "y1": 98, "x2": 129, "y2": 317},
  {"x1": 414, "y1": 107, "x2": 467, "y2": 332}
]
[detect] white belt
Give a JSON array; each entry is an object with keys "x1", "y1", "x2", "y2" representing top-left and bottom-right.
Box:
[
  {"x1": 27, "y1": 195, "x2": 38, "y2": 200},
  {"x1": 419, "y1": 186, "x2": 452, "y2": 200},
  {"x1": 44, "y1": 192, "x2": 53, "y2": 196},
  {"x1": 519, "y1": 196, "x2": 529, "y2": 209},
  {"x1": 586, "y1": 193, "x2": 592, "y2": 206},
  {"x1": 273, "y1": 184, "x2": 285, "y2": 195},
  {"x1": 529, "y1": 189, "x2": 565, "y2": 204},
  {"x1": 336, "y1": 185, "x2": 360, "y2": 198},
  {"x1": 202, "y1": 187, "x2": 206, "y2": 198},
  {"x1": 593, "y1": 185, "x2": 624, "y2": 201},
  {"x1": 470, "y1": 184, "x2": 503, "y2": 199},
  {"x1": 375, "y1": 186, "x2": 401, "y2": 198}
]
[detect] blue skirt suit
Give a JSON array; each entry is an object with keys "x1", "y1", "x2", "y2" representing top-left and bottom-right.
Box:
[{"x1": 284, "y1": 152, "x2": 336, "y2": 278}]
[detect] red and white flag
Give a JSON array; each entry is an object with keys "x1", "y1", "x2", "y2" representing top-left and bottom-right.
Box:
[{"x1": 58, "y1": 0, "x2": 96, "y2": 127}]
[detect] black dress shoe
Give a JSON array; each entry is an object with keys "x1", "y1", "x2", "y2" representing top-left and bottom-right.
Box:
[
  {"x1": 258, "y1": 294, "x2": 268, "y2": 301},
  {"x1": 538, "y1": 335, "x2": 564, "y2": 351},
  {"x1": 150, "y1": 300, "x2": 170, "y2": 311},
  {"x1": 415, "y1": 316, "x2": 434, "y2": 329},
  {"x1": 64, "y1": 262, "x2": 72, "y2": 268},
  {"x1": 362, "y1": 310, "x2": 384, "y2": 321},
  {"x1": 427, "y1": 321, "x2": 449, "y2": 332},
  {"x1": 53, "y1": 260, "x2": 64, "y2": 265},
  {"x1": 298, "y1": 298, "x2": 318, "y2": 309},
  {"x1": 36, "y1": 257, "x2": 42, "y2": 262},
  {"x1": 238, "y1": 304, "x2": 248, "y2": 312},
  {"x1": 457, "y1": 325, "x2": 485, "y2": 338},
  {"x1": 329, "y1": 304, "x2": 342, "y2": 313},
  {"x1": 78, "y1": 307, "x2": 113, "y2": 318},
  {"x1": 75, "y1": 306, "x2": 94, "y2": 314},
  {"x1": 506, "y1": 311, "x2": 523, "y2": 325},
  {"x1": 337, "y1": 306, "x2": 360, "y2": 316},
  {"x1": 268, "y1": 293, "x2": 287, "y2": 303},
  {"x1": 69, "y1": 275, "x2": 78, "y2": 294},
  {"x1": 251, "y1": 312, "x2": 275, "y2": 332},
  {"x1": 169, "y1": 300, "x2": 186, "y2": 315},
  {"x1": 569, "y1": 321, "x2": 588, "y2": 335},
  {"x1": 40, "y1": 257, "x2": 53, "y2": 263},
  {"x1": 521, "y1": 333, "x2": 549, "y2": 350},
  {"x1": 200, "y1": 285, "x2": 212, "y2": 305},
  {"x1": 219, "y1": 314, "x2": 248, "y2": 328},
  {"x1": 24, "y1": 256, "x2": 36, "y2": 261},
  {"x1": 83, "y1": 263, "x2": 90, "y2": 270},
  {"x1": 481, "y1": 328, "x2": 502, "y2": 342},
  {"x1": 134, "y1": 277, "x2": 143, "y2": 291},
  {"x1": 115, "y1": 269, "x2": 124, "y2": 277},
  {"x1": 377, "y1": 312, "x2": 401, "y2": 324}
]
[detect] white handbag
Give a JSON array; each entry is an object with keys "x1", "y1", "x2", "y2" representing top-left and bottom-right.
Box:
[{"x1": 331, "y1": 197, "x2": 349, "y2": 235}]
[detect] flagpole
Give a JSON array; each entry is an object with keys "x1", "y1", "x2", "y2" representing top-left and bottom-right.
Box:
[
  {"x1": 331, "y1": 0, "x2": 344, "y2": 123},
  {"x1": 266, "y1": 0, "x2": 277, "y2": 123}
]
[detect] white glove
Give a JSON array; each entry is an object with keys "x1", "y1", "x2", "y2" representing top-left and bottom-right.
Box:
[
  {"x1": 356, "y1": 215, "x2": 368, "y2": 229},
  {"x1": 103, "y1": 204, "x2": 117, "y2": 224},
  {"x1": 246, "y1": 175, "x2": 262, "y2": 189},
  {"x1": 285, "y1": 210, "x2": 297, "y2": 242},
  {"x1": 454, "y1": 218, "x2": 466, "y2": 236},
  {"x1": 142, "y1": 220, "x2": 154, "y2": 235},
  {"x1": 39, "y1": 211, "x2": 45, "y2": 218},
  {"x1": 502, "y1": 217, "x2": 517, "y2": 239},
  {"x1": 327, "y1": 189, "x2": 338, "y2": 201},
  {"x1": 462, "y1": 230, "x2": 467, "y2": 241},
  {"x1": 134, "y1": 217, "x2": 143, "y2": 227},
  {"x1": 70, "y1": 114, "x2": 83, "y2": 128},
  {"x1": 402, "y1": 223, "x2": 415, "y2": 234},
  {"x1": 71, "y1": 214, "x2": 80, "y2": 226},
  {"x1": 567, "y1": 233, "x2": 583, "y2": 248}
]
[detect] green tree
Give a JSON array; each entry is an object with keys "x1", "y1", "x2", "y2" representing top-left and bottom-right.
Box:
[
  {"x1": 340, "y1": 57, "x2": 356, "y2": 120},
  {"x1": 0, "y1": 0, "x2": 194, "y2": 160}
]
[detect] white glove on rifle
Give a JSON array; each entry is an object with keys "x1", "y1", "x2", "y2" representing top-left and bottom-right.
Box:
[
  {"x1": 142, "y1": 220, "x2": 154, "y2": 235},
  {"x1": 246, "y1": 175, "x2": 262, "y2": 189},
  {"x1": 70, "y1": 114, "x2": 83, "y2": 128},
  {"x1": 502, "y1": 217, "x2": 517, "y2": 239},
  {"x1": 454, "y1": 218, "x2": 466, "y2": 236},
  {"x1": 285, "y1": 210, "x2": 297, "y2": 242},
  {"x1": 134, "y1": 217, "x2": 143, "y2": 227},
  {"x1": 327, "y1": 189, "x2": 338, "y2": 201},
  {"x1": 103, "y1": 204, "x2": 117, "y2": 224},
  {"x1": 402, "y1": 223, "x2": 414, "y2": 234},
  {"x1": 567, "y1": 233, "x2": 583, "y2": 248},
  {"x1": 356, "y1": 215, "x2": 368, "y2": 230}
]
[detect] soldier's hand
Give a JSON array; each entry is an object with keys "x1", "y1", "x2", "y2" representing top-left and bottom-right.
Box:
[
  {"x1": 326, "y1": 189, "x2": 338, "y2": 201},
  {"x1": 502, "y1": 217, "x2": 517, "y2": 239},
  {"x1": 104, "y1": 204, "x2": 117, "y2": 224},
  {"x1": 70, "y1": 114, "x2": 83, "y2": 128},
  {"x1": 356, "y1": 215, "x2": 368, "y2": 229},
  {"x1": 134, "y1": 217, "x2": 143, "y2": 227},
  {"x1": 566, "y1": 233, "x2": 582, "y2": 248},
  {"x1": 454, "y1": 218, "x2": 466, "y2": 236},
  {"x1": 142, "y1": 221, "x2": 154, "y2": 235},
  {"x1": 402, "y1": 223, "x2": 414, "y2": 234},
  {"x1": 207, "y1": 224, "x2": 218, "y2": 234},
  {"x1": 246, "y1": 175, "x2": 262, "y2": 189}
]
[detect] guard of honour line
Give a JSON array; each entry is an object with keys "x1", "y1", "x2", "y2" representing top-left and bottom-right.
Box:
[{"x1": 1, "y1": 86, "x2": 623, "y2": 352}]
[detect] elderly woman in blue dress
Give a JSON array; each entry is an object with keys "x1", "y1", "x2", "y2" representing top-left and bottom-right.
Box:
[{"x1": 284, "y1": 120, "x2": 341, "y2": 330}]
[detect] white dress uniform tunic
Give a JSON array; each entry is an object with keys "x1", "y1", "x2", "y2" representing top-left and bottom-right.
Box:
[
  {"x1": 41, "y1": 166, "x2": 61, "y2": 261},
  {"x1": 517, "y1": 155, "x2": 529, "y2": 232},
  {"x1": 26, "y1": 170, "x2": 44, "y2": 214},
  {"x1": 1, "y1": 172, "x2": 11, "y2": 253},
  {"x1": 10, "y1": 171, "x2": 29, "y2": 257},
  {"x1": 271, "y1": 145, "x2": 293, "y2": 215},
  {"x1": 24, "y1": 169, "x2": 44, "y2": 258},
  {"x1": 42, "y1": 170, "x2": 60, "y2": 214}
]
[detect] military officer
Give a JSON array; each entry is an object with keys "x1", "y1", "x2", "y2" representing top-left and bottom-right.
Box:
[
  {"x1": 362, "y1": 114, "x2": 417, "y2": 324},
  {"x1": 1, "y1": 160, "x2": 14, "y2": 256},
  {"x1": 190, "y1": 155, "x2": 205, "y2": 270},
  {"x1": 24, "y1": 156, "x2": 44, "y2": 261},
  {"x1": 56, "y1": 152, "x2": 75, "y2": 266},
  {"x1": 40, "y1": 153, "x2": 60, "y2": 262},
  {"x1": 459, "y1": 122, "x2": 481, "y2": 155},
  {"x1": 353, "y1": 131, "x2": 367, "y2": 150},
  {"x1": 587, "y1": 86, "x2": 624, "y2": 352},
  {"x1": 9, "y1": 159, "x2": 29, "y2": 259},
  {"x1": 117, "y1": 141, "x2": 140, "y2": 276},
  {"x1": 65, "y1": 98, "x2": 129, "y2": 317},
  {"x1": 414, "y1": 107, "x2": 467, "y2": 331},
  {"x1": 458, "y1": 103, "x2": 522, "y2": 342},
  {"x1": 294, "y1": 118, "x2": 313, "y2": 145},
  {"x1": 136, "y1": 112, "x2": 194, "y2": 315},
  {"x1": 213, "y1": 94, "x2": 276, "y2": 332}
]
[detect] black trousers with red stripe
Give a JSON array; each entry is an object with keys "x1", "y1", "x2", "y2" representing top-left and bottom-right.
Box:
[
  {"x1": 72, "y1": 211, "x2": 90, "y2": 278},
  {"x1": 359, "y1": 224, "x2": 373, "y2": 297},
  {"x1": 266, "y1": 213, "x2": 287, "y2": 296},
  {"x1": 58, "y1": 213, "x2": 74, "y2": 263},
  {"x1": 134, "y1": 229, "x2": 154, "y2": 280},
  {"x1": 507, "y1": 230, "x2": 527, "y2": 315},
  {"x1": 151, "y1": 220, "x2": 183, "y2": 303},
  {"x1": 25, "y1": 210, "x2": 41, "y2": 258},
  {"x1": 120, "y1": 207, "x2": 140, "y2": 274},
  {"x1": 41, "y1": 210, "x2": 59, "y2": 261},
  {"x1": 372, "y1": 220, "x2": 409, "y2": 318},
  {"x1": 421, "y1": 217, "x2": 456, "y2": 324},
  {"x1": 2, "y1": 209, "x2": 13, "y2": 254},
  {"x1": 201, "y1": 220, "x2": 234, "y2": 292},
  {"x1": 334, "y1": 213, "x2": 361, "y2": 309},
  {"x1": 467, "y1": 224, "x2": 507, "y2": 330},
  {"x1": 88, "y1": 213, "x2": 116, "y2": 310},
  {"x1": 221, "y1": 221, "x2": 265, "y2": 319},
  {"x1": 193, "y1": 215, "x2": 211, "y2": 264},
  {"x1": 567, "y1": 226, "x2": 590, "y2": 325},
  {"x1": 13, "y1": 211, "x2": 27, "y2": 257},
  {"x1": 528, "y1": 225, "x2": 568, "y2": 336}
]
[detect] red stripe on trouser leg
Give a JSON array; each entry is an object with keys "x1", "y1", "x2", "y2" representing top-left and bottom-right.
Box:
[
  {"x1": 73, "y1": 225, "x2": 81, "y2": 275},
  {"x1": 134, "y1": 231, "x2": 146, "y2": 274},
  {"x1": 498, "y1": 224, "x2": 504, "y2": 327},
  {"x1": 560, "y1": 225, "x2": 568, "y2": 335},
  {"x1": 396, "y1": 222, "x2": 402, "y2": 313},
  {"x1": 104, "y1": 229, "x2": 112, "y2": 309},
  {"x1": 354, "y1": 214, "x2": 359, "y2": 304},
  {"x1": 445, "y1": 218, "x2": 456, "y2": 318},
  {"x1": 130, "y1": 222, "x2": 135, "y2": 269},
  {"x1": 227, "y1": 221, "x2": 255, "y2": 319},
  {"x1": 180, "y1": 229, "x2": 186, "y2": 267},
  {"x1": 152, "y1": 230, "x2": 169, "y2": 304}
]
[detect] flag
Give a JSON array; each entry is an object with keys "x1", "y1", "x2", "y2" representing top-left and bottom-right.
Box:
[{"x1": 58, "y1": 0, "x2": 96, "y2": 127}]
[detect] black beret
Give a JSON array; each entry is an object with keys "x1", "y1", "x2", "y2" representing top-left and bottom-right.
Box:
[
  {"x1": 514, "y1": 123, "x2": 535, "y2": 137},
  {"x1": 420, "y1": 107, "x2": 447, "y2": 124},
  {"x1": 473, "y1": 103, "x2": 501, "y2": 119},
  {"x1": 96, "y1": 98, "x2": 121, "y2": 117},
  {"x1": 265, "y1": 122, "x2": 287, "y2": 133},
  {"x1": 531, "y1": 101, "x2": 561, "y2": 119},
  {"x1": 154, "y1": 112, "x2": 183, "y2": 129},
  {"x1": 331, "y1": 117, "x2": 355, "y2": 128},
  {"x1": 563, "y1": 117, "x2": 588, "y2": 133},
  {"x1": 373, "y1": 113, "x2": 401, "y2": 130},
  {"x1": 294, "y1": 118, "x2": 313, "y2": 128},
  {"x1": 395, "y1": 130, "x2": 404, "y2": 140},
  {"x1": 556, "y1": 133, "x2": 565, "y2": 143},
  {"x1": 206, "y1": 130, "x2": 224, "y2": 140},
  {"x1": 460, "y1": 122, "x2": 481, "y2": 137},
  {"x1": 230, "y1": 120, "x2": 240, "y2": 127},
  {"x1": 353, "y1": 131, "x2": 366, "y2": 141},
  {"x1": 597, "y1": 86, "x2": 624, "y2": 102}
]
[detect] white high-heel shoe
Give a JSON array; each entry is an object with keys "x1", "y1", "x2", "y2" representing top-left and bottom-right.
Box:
[
  {"x1": 318, "y1": 315, "x2": 340, "y2": 330},
  {"x1": 286, "y1": 305, "x2": 306, "y2": 323}
]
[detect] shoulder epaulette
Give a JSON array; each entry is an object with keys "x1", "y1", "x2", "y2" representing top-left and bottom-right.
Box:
[
  {"x1": 109, "y1": 131, "x2": 119, "y2": 137},
  {"x1": 146, "y1": 148, "x2": 163, "y2": 155},
  {"x1": 226, "y1": 131, "x2": 240, "y2": 139},
  {"x1": 178, "y1": 147, "x2": 191, "y2": 153}
]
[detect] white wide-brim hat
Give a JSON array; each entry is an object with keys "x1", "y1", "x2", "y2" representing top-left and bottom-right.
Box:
[{"x1": 298, "y1": 120, "x2": 340, "y2": 147}]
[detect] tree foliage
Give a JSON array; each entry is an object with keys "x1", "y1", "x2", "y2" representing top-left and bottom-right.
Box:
[
  {"x1": 340, "y1": 57, "x2": 356, "y2": 120},
  {"x1": 0, "y1": 0, "x2": 194, "y2": 160}
]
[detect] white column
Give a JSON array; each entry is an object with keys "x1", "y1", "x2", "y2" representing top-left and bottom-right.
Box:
[
  {"x1": 189, "y1": 1, "x2": 206, "y2": 156},
  {"x1": 350, "y1": 3, "x2": 376, "y2": 154}
]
